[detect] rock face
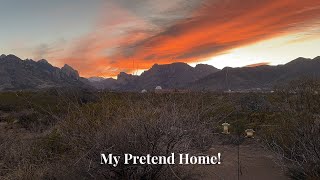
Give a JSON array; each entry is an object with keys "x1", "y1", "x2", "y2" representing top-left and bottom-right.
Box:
[
  {"x1": 0, "y1": 54, "x2": 87, "y2": 91},
  {"x1": 61, "y1": 64, "x2": 80, "y2": 80}
]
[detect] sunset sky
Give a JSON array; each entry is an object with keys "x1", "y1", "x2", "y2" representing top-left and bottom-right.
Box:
[{"x1": 1, "y1": 0, "x2": 320, "y2": 77}]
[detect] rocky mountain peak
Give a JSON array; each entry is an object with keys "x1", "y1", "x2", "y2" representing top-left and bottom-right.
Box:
[
  {"x1": 146, "y1": 62, "x2": 191, "y2": 74},
  {"x1": 5, "y1": 54, "x2": 20, "y2": 61},
  {"x1": 117, "y1": 72, "x2": 135, "y2": 80},
  {"x1": 152, "y1": 63, "x2": 159, "y2": 67},
  {"x1": 0, "y1": 54, "x2": 6, "y2": 59},
  {"x1": 195, "y1": 64, "x2": 219, "y2": 72},
  {"x1": 38, "y1": 59, "x2": 49, "y2": 64},
  {"x1": 62, "y1": 64, "x2": 73, "y2": 70},
  {"x1": 61, "y1": 64, "x2": 80, "y2": 80},
  {"x1": 286, "y1": 57, "x2": 310, "y2": 65},
  {"x1": 117, "y1": 72, "x2": 137, "y2": 83},
  {"x1": 314, "y1": 56, "x2": 320, "y2": 60},
  {"x1": 0, "y1": 54, "x2": 87, "y2": 90}
]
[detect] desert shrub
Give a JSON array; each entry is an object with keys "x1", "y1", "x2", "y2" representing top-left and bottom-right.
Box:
[
  {"x1": 262, "y1": 79, "x2": 320, "y2": 179},
  {"x1": 263, "y1": 112, "x2": 320, "y2": 179},
  {"x1": 0, "y1": 92, "x2": 232, "y2": 179},
  {"x1": 48, "y1": 93, "x2": 219, "y2": 179},
  {"x1": 239, "y1": 93, "x2": 271, "y2": 112}
]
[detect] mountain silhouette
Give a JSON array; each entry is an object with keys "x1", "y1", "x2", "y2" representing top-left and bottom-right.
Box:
[
  {"x1": 89, "y1": 62, "x2": 219, "y2": 91},
  {"x1": 2, "y1": 54, "x2": 320, "y2": 91},
  {"x1": 0, "y1": 54, "x2": 89, "y2": 90},
  {"x1": 191, "y1": 56, "x2": 320, "y2": 91}
]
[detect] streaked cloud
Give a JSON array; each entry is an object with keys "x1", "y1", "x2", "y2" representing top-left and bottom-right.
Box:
[
  {"x1": 7, "y1": 0, "x2": 320, "y2": 77},
  {"x1": 246, "y1": 62, "x2": 270, "y2": 68}
]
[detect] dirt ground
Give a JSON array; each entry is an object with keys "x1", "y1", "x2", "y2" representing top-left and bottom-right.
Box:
[{"x1": 189, "y1": 139, "x2": 289, "y2": 180}]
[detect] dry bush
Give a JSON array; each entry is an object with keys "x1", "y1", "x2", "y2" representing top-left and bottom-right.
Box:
[
  {"x1": 0, "y1": 92, "x2": 231, "y2": 179},
  {"x1": 262, "y1": 79, "x2": 320, "y2": 180},
  {"x1": 263, "y1": 113, "x2": 320, "y2": 179}
]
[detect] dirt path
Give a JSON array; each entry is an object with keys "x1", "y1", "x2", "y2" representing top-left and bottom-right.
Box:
[{"x1": 194, "y1": 139, "x2": 289, "y2": 180}]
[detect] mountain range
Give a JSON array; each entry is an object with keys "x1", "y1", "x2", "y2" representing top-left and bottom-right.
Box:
[
  {"x1": 89, "y1": 62, "x2": 219, "y2": 91},
  {"x1": 0, "y1": 54, "x2": 89, "y2": 91},
  {"x1": 1, "y1": 54, "x2": 320, "y2": 91},
  {"x1": 191, "y1": 56, "x2": 320, "y2": 91},
  {"x1": 89, "y1": 56, "x2": 320, "y2": 91}
]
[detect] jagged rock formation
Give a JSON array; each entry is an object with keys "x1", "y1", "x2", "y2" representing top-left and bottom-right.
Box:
[{"x1": 0, "y1": 54, "x2": 88, "y2": 91}]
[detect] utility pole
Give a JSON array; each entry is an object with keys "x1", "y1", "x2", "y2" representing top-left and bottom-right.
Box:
[{"x1": 238, "y1": 132, "x2": 240, "y2": 180}]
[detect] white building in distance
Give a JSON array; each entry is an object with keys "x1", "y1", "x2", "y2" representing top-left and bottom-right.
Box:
[{"x1": 155, "y1": 86, "x2": 163, "y2": 93}]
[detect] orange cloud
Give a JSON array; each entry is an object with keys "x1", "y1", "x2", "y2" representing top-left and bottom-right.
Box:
[
  {"x1": 246, "y1": 62, "x2": 270, "y2": 67},
  {"x1": 49, "y1": 0, "x2": 320, "y2": 77}
]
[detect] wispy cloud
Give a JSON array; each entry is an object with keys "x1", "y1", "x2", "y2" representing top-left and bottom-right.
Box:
[{"x1": 42, "y1": 0, "x2": 320, "y2": 77}]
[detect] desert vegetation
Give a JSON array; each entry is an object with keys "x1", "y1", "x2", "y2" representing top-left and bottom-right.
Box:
[
  {"x1": 0, "y1": 79, "x2": 319, "y2": 179},
  {"x1": 262, "y1": 79, "x2": 320, "y2": 179}
]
